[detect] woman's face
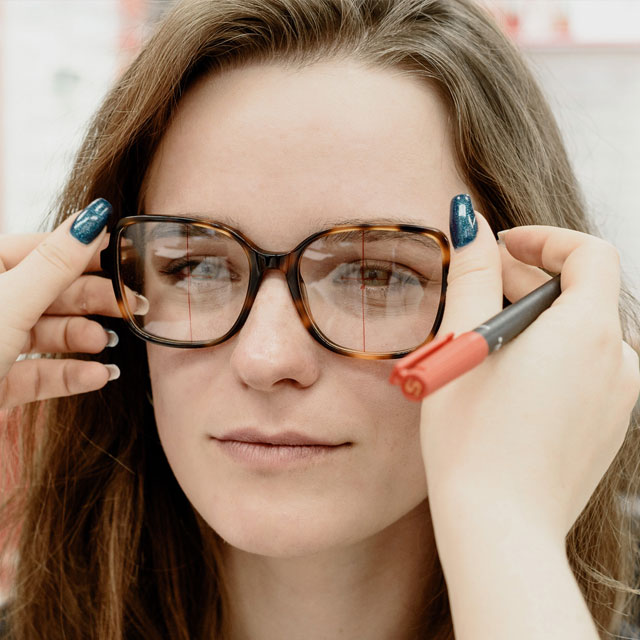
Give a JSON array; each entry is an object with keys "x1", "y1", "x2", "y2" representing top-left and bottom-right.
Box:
[{"x1": 144, "y1": 59, "x2": 468, "y2": 557}]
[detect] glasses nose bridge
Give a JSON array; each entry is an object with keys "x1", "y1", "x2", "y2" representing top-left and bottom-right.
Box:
[
  {"x1": 255, "y1": 249, "x2": 296, "y2": 279},
  {"x1": 251, "y1": 249, "x2": 301, "y2": 306},
  {"x1": 249, "y1": 248, "x2": 305, "y2": 324}
]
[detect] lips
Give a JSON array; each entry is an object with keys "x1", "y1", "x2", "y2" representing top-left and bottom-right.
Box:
[{"x1": 213, "y1": 427, "x2": 346, "y2": 447}]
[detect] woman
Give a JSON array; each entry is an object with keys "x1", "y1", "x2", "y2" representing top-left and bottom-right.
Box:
[{"x1": 1, "y1": 0, "x2": 639, "y2": 638}]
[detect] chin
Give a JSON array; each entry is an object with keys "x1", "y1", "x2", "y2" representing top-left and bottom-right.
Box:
[
  {"x1": 219, "y1": 531, "x2": 339, "y2": 558},
  {"x1": 196, "y1": 500, "x2": 374, "y2": 559}
]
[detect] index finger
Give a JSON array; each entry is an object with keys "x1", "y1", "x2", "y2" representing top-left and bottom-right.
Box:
[
  {"x1": 0, "y1": 231, "x2": 109, "y2": 273},
  {"x1": 499, "y1": 225, "x2": 621, "y2": 313}
]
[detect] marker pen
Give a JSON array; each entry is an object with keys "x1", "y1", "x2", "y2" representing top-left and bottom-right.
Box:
[{"x1": 389, "y1": 274, "x2": 562, "y2": 401}]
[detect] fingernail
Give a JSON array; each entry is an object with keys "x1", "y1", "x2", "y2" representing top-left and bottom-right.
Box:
[
  {"x1": 449, "y1": 194, "x2": 478, "y2": 250},
  {"x1": 98, "y1": 233, "x2": 110, "y2": 252},
  {"x1": 105, "y1": 364, "x2": 120, "y2": 381},
  {"x1": 134, "y1": 293, "x2": 150, "y2": 315},
  {"x1": 70, "y1": 198, "x2": 113, "y2": 245},
  {"x1": 497, "y1": 229, "x2": 509, "y2": 246},
  {"x1": 105, "y1": 329, "x2": 119, "y2": 348}
]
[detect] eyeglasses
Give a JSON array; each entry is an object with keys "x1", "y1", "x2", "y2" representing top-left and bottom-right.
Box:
[{"x1": 100, "y1": 215, "x2": 450, "y2": 359}]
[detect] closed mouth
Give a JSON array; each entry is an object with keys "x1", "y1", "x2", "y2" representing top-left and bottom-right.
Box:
[{"x1": 213, "y1": 428, "x2": 349, "y2": 447}]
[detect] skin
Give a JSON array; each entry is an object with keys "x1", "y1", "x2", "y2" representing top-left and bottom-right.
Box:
[{"x1": 142, "y1": 59, "x2": 468, "y2": 639}]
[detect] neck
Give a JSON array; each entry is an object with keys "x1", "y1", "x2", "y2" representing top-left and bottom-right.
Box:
[{"x1": 219, "y1": 501, "x2": 449, "y2": 640}]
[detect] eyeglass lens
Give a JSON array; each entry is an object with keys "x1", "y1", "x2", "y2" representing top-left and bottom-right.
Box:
[{"x1": 118, "y1": 220, "x2": 444, "y2": 353}]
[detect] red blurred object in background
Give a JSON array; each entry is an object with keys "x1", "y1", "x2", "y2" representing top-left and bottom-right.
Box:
[{"x1": 504, "y1": 10, "x2": 520, "y2": 39}]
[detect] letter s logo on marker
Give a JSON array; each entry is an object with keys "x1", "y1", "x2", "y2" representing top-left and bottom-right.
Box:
[{"x1": 403, "y1": 377, "x2": 424, "y2": 400}]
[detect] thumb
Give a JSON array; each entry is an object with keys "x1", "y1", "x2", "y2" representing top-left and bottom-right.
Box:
[
  {"x1": 436, "y1": 194, "x2": 503, "y2": 337},
  {"x1": 3, "y1": 198, "x2": 112, "y2": 330}
]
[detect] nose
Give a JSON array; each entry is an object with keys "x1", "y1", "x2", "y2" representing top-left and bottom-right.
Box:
[{"x1": 228, "y1": 271, "x2": 322, "y2": 391}]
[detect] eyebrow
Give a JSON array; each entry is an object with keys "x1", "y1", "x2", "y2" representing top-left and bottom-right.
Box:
[
  {"x1": 146, "y1": 222, "x2": 218, "y2": 242},
  {"x1": 319, "y1": 229, "x2": 442, "y2": 251},
  {"x1": 141, "y1": 213, "x2": 444, "y2": 261},
  {"x1": 144, "y1": 211, "x2": 439, "y2": 235}
]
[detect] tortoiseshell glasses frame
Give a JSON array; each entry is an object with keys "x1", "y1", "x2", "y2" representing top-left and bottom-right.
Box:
[{"x1": 100, "y1": 215, "x2": 451, "y2": 360}]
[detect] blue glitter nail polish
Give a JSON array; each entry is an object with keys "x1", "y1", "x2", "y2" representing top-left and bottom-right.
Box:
[
  {"x1": 449, "y1": 194, "x2": 478, "y2": 249},
  {"x1": 70, "y1": 198, "x2": 112, "y2": 244}
]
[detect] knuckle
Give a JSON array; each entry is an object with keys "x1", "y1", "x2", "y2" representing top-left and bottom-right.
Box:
[
  {"x1": 32, "y1": 362, "x2": 43, "y2": 401},
  {"x1": 63, "y1": 317, "x2": 104, "y2": 353},
  {"x1": 593, "y1": 238, "x2": 621, "y2": 268},
  {"x1": 456, "y1": 262, "x2": 495, "y2": 280},
  {"x1": 78, "y1": 280, "x2": 91, "y2": 313},
  {"x1": 80, "y1": 277, "x2": 101, "y2": 314},
  {"x1": 62, "y1": 360, "x2": 75, "y2": 395},
  {"x1": 622, "y1": 339, "x2": 640, "y2": 364},
  {"x1": 36, "y1": 240, "x2": 75, "y2": 275},
  {"x1": 447, "y1": 263, "x2": 496, "y2": 295},
  {"x1": 621, "y1": 342, "x2": 640, "y2": 389},
  {"x1": 63, "y1": 317, "x2": 79, "y2": 352},
  {"x1": 609, "y1": 342, "x2": 640, "y2": 415}
]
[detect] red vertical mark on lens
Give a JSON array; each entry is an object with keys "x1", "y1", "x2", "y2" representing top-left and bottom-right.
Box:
[
  {"x1": 360, "y1": 230, "x2": 366, "y2": 351},
  {"x1": 186, "y1": 227, "x2": 193, "y2": 342}
]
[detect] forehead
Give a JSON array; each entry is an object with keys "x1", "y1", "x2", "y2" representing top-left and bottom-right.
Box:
[{"x1": 143, "y1": 59, "x2": 465, "y2": 250}]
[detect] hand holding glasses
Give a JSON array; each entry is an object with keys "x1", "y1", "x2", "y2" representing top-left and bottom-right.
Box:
[{"x1": 0, "y1": 200, "x2": 129, "y2": 410}]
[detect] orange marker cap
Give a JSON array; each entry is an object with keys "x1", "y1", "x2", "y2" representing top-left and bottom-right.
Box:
[{"x1": 389, "y1": 331, "x2": 489, "y2": 401}]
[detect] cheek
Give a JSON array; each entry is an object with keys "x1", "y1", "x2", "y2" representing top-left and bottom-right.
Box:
[
  {"x1": 147, "y1": 344, "x2": 215, "y2": 422},
  {"x1": 359, "y1": 378, "x2": 428, "y2": 506},
  {"x1": 146, "y1": 345, "x2": 216, "y2": 477}
]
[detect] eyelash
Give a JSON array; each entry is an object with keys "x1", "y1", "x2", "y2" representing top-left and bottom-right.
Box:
[
  {"x1": 157, "y1": 258, "x2": 428, "y2": 296},
  {"x1": 159, "y1": 257, "x2": 242, "y2": 282},
  {"x1": 333, "y1": 261, "x2": 424, "y2": 289}
]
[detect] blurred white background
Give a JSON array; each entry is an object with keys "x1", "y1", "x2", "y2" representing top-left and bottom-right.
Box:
[{"x1": 0, "y1": 0, "x2": 639, "y2": 295}]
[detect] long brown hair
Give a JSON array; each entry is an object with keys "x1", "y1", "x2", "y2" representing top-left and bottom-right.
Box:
[{"x1": 2, "y1": 0, "x2": 639, "y2": 637}]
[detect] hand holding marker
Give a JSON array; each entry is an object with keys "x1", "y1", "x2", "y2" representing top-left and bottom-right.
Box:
[
  {"x1": 390, "y1": 274, "x2": 561, "y2": 400},
  {"x1": 390, "y1": 195, "x2": 562, "y2": 401}
]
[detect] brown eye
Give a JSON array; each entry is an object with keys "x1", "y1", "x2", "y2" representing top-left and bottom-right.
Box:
[{"x1": 333, "y1": 261, "x2": 422, "y2": 288}]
